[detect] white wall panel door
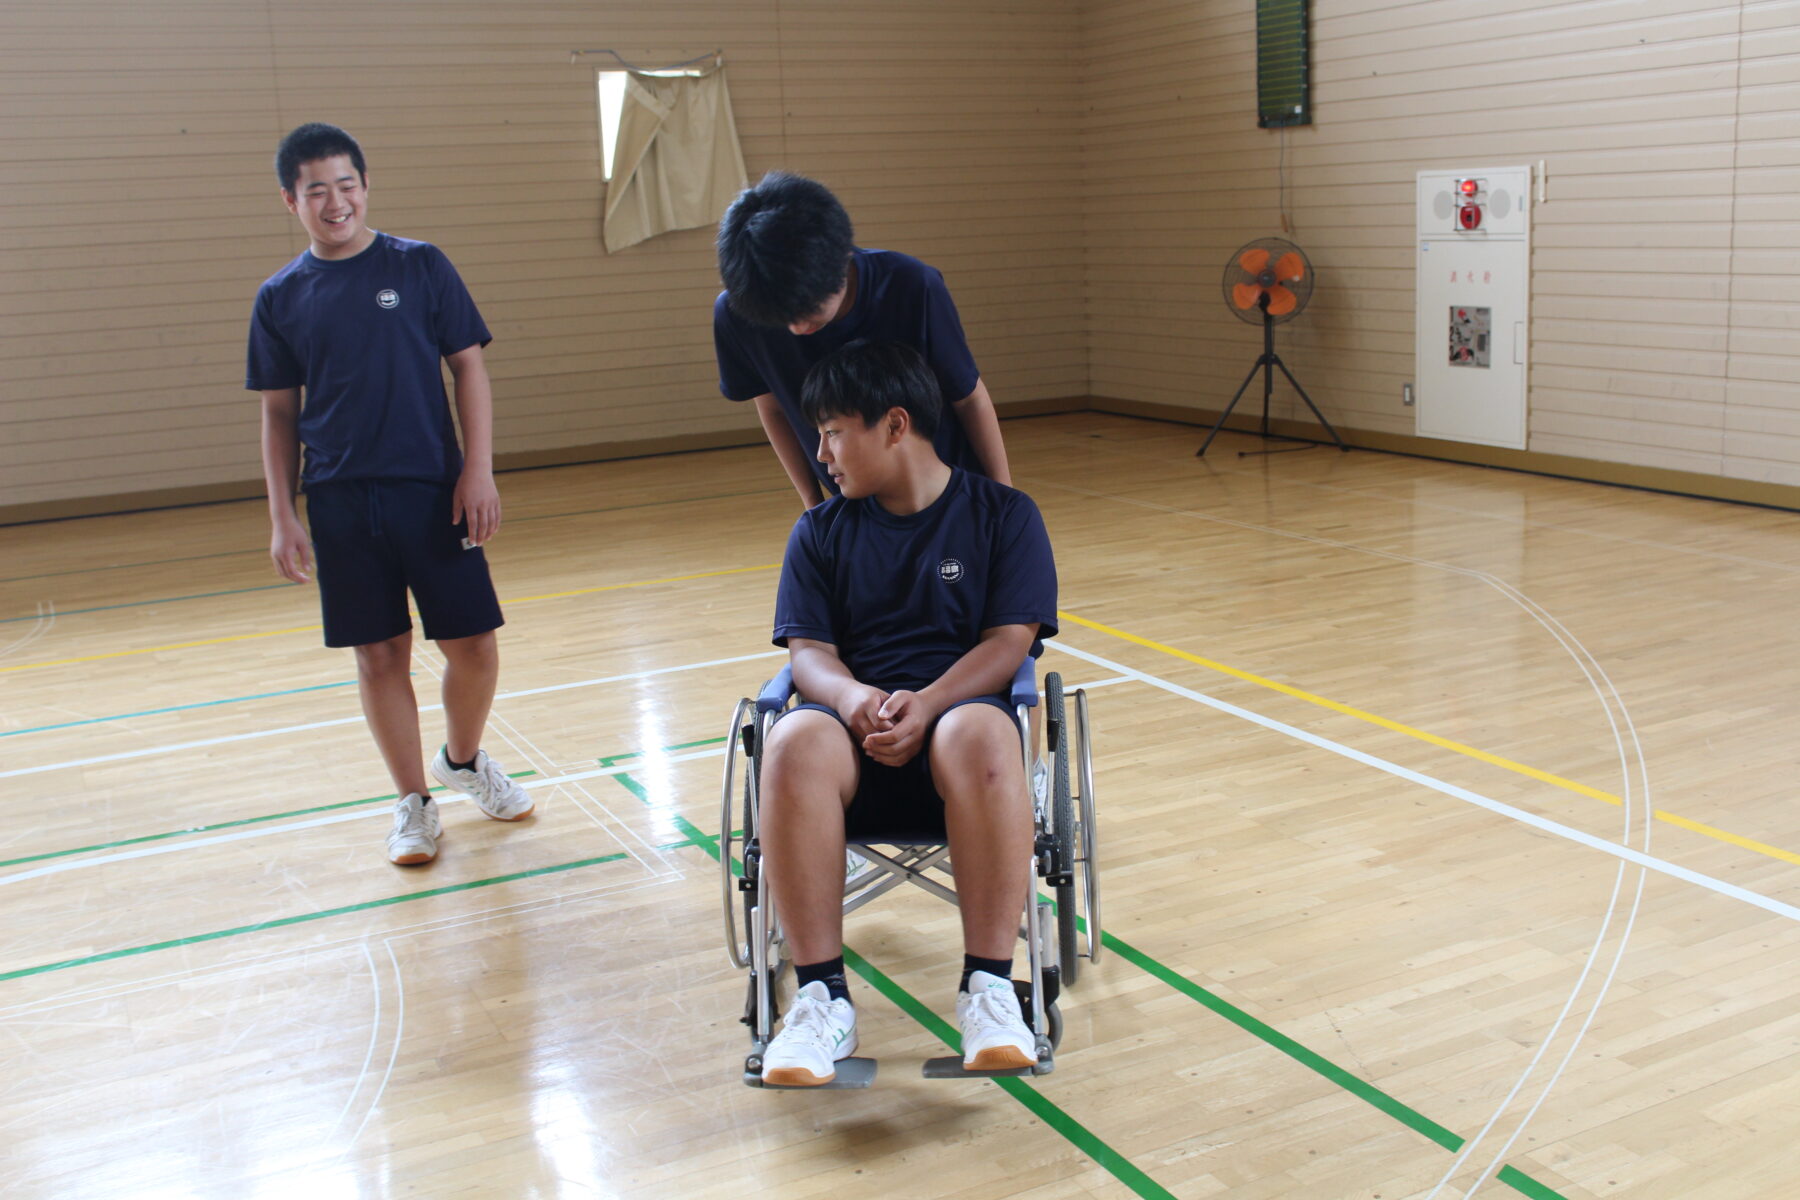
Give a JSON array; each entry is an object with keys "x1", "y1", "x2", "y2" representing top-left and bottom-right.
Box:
[{"x1": 1416, "y1": 167, "x2": 1531, "y2": 450}]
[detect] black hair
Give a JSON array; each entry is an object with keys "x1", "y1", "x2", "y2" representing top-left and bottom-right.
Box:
[
  {"x1": 275, "y1": 122, "x2": 367, "y2": 193},
  {"x1": 716, "y1": 171, "x2": 855, "y2": 328},
  {"x1": 800, "y1": 339, "x2": 941, "y2": 439}
]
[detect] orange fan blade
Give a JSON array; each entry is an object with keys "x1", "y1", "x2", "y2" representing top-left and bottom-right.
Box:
[
  {"x1": 1265, "y1": 285, "x2": 1298, "y2": 316},
  {"x1": 1274, "y1": 251, "x2": 1306, "y2": 282},
  {"x1": 1233, "y1": 282, "x2": 1265, "y2": 310},
  {"x1": 1238, "y1": 248, "x2": 1271, "y2": 275}
]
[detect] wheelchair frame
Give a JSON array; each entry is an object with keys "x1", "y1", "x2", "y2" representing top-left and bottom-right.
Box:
[{"x1": 720, "y1": 659, "x2": 1100, "y2": 1088}]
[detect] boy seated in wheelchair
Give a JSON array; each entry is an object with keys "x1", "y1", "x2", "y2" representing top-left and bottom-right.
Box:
[{"x1": 759, "y1": 338, "x2": 1058, "y2": 1085}]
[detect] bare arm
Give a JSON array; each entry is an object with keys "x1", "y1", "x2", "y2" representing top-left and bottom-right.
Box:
[
  {"x1": 752, "y1": 392, "x2": 824, "y2": 511},
  {"x1": 446, "y1": 343, "x2": 501, "y2": 545},
  {"x1": 864, "y1": 623, "x2": 1038, "y2": 766},
  {"x1": 788, "y1": 637, "x2": 888, "y2": 741},
  {"x1": 951, "y1": 378, "x2": 1012, "y2": 487},
  {"x1": 259, "y1": 389, "x2": 312, "y2": 584}
]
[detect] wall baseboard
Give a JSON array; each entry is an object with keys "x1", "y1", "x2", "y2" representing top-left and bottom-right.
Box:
[
  {"x1": 4, "y1": 396, "x2": 1793, "y2": 525},
  {"x1": 1076, "y1": 397, "x2": 1800, "y2": 513}
]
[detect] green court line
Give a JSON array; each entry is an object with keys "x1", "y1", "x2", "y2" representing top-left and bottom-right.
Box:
[
  {"x1": 1070, "y1": 912, "x2": 1568, "y2": 1198},
  {"x1": 0, "y1": 771, "x2": 537, "y2": 869},
  {"x1": 0, "y1": 850, "x2": 628, "y2": 984},
  {"x1": 2, "y1": 677, "x2": 363, "y2": 738},
  {"x1": 620, "y1": 731, "x2": 1568, "y2": 1198},
  {"x1": 0, "y1": 583, "x2": 293, "y2": 625},
  {"x1": 610, "y1": 768, "x2": 1179, "y2": 1200},
  {"x1": 841, "y1": 945, "x2": 1177, "y2": 1200},
  {"x1": 597, "y1": 735, "x2": 727, "y2": 767}
]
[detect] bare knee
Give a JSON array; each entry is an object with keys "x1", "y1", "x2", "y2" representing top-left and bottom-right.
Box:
[
  {"x1": 438, "y1": 630, "x2": 498, "y2": 671},
  {"x1": 353, "y1": 632, "x2": 412, "y2": 680},
  {"x1": 761, "y1": 711, "x2": 857, "y2": 813},
  {"x1": 930, "y1": 705, "x2": 1024, "y2": 800}
]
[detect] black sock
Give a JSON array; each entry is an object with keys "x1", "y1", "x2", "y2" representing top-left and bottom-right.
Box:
[
  {"x1": 795, "y1": 956, "x2": 850, "y2": 1003},
  {"x1": 446, "y1": 748, "x2": 478, "y2": 772},
  {"x1": 960, "y1": 954, "x2": 1013, "y2": 993}
]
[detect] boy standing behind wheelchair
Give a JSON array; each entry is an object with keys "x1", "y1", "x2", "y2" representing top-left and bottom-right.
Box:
[{"x1": 756, "y1": 339, "x2": 1058, "y2": 1085}]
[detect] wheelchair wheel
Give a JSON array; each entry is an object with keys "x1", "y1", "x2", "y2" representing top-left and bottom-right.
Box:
[
  {"x1": 1045, "y1": 672, "x2": 1080, "y2": 985},
  {"x1": 721, "y1": 698, "x2": 753, "y2": 969},
  {"x1": 1075, "y1": 686, "x2": 1103, "y2": 967}
]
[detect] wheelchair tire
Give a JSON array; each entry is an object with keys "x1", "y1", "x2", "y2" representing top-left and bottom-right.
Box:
[{"x1": 1046, "y1": 672, "x2": 1079, "y2": 986}]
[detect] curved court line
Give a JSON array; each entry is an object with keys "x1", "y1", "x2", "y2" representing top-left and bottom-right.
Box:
[
  {"x1": 0, "y1": 650, "x2": 782, "y2": 780},
  {"x1": 0, "y1": 563, "x2": 779, "y2": 676},
  {"x1": 1055, "y1": 487, "x2": 1673, "y2": 1193},
  {"x1": 0, "y1": 602, "x2": 54, "y2": 662},
  {"x1": 1423, "y1": 581, "x2": 1650, "y2": 1197},
  {"x1": 341, "y1": 941, "x2": 406, "y2": 1157},
  {"x1": 323, "y1": 943, "x2": 385, "y2": 1148},
  {"x1": 1048, "y1": 479, "x2": 1800, "y2": 870}
]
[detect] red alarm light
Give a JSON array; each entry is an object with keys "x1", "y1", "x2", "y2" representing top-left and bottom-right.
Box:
[{"x1": 1458, "y1": 178, "x2": 1480, "y2": 196}]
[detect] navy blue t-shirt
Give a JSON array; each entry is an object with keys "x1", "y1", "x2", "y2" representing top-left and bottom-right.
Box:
[
  {"x1": 714, "y1": 248, "x2": 984, "y2": 494},
  {"x1": 246, "y1": 232, "x2": 491, "y2": 488},
  {"x1": 773, "y1": 469, "x2": 1058, "y2": 693}
]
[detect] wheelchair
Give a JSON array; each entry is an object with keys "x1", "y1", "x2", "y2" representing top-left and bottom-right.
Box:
[{"x1": 720, "y1": 658, "x2": 1100, "y2": 1088}]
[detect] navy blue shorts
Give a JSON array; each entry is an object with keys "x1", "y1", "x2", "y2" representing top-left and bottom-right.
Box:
[
  {"x1": 773, "y1": 693, "x2": 1018, "y2": 842},
  {"x1": 304, "y1": 479, "x2": 504, "y2": 649}
]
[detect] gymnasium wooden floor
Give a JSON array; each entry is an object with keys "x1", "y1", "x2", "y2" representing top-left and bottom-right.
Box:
[{"x1": 3, "y1": 413, "x2": 1796, "y2": 1199}]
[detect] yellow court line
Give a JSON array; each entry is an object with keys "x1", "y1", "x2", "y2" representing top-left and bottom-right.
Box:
[
  {"x1": 0, "y1": 563, "x2": 779, "y2": 675},
  {"x1": 1060, "y1": 608, "x2": 1800, "y2": 869}
]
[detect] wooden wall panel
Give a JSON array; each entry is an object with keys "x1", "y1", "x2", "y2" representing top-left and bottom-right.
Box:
[
  {"x1": 1078, "y1": 0, "x2": 1800, "y2": 487},
  {"x1": 0, "y1": 0, "x2": 1084, "y2": 511}
]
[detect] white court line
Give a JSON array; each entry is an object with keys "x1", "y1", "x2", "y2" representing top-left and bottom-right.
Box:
[
  {"x1": 0, "y1": 675, "x2": 1130, "y2": 886},
  {"x1": 0, "y1": 750, "x2": 728, "y2": 887},
  {"x1": 0, "y1": 649, "x2": 783, "y2": 780},
  {"x1": 1047, "y1": 641, "x2": 1800, "y2": 924}
]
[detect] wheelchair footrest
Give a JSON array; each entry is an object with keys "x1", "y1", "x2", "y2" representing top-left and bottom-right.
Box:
[
  {"x1": 744, "y1": 1056, "x2": 878, "y2": 1089},
  {"x1": 921, "y1": 1048, "x2": 1054, "y2": 1079}
]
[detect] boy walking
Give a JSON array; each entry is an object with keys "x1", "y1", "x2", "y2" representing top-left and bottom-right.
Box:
[{"x1": 247, "y1": 122, "x2": 531, "y2": 866}]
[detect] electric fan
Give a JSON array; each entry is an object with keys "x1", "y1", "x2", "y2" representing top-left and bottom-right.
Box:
[{"x1": 1196, "y1": 237, "x2": 1349, "y2": 457}]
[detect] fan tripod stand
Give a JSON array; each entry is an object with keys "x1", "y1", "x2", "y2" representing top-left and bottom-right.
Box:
[{"x1": 1196, "y1": 296, "x2": 1349, "y2": 458}]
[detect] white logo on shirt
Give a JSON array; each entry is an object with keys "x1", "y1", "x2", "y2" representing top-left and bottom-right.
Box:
[
  {"x1": 376, "y1": 288, "x2": 400, "y2": 309},
  {"x1": 938, "y1": 559, "x2": 964, "y2": 583}
]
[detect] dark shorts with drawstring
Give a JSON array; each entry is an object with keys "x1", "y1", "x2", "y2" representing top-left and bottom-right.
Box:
[{"x1": 304, "y1": 478, "x2": 503, "y2": 648}]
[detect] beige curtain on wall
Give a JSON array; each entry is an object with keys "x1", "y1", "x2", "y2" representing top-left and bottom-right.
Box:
[{"x1": 603, "y1": 63, "x2": 749, "y2": 254}]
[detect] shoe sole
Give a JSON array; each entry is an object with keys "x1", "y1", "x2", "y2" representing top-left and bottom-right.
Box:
[
  {"x1": 481, "y1": 802, "x2": 534, "y2": 822},
  {"x1": 761, "y1": 1066, "x2": 835, "y2": 1086},
  {"x1": 965, "y1": 1044, "x2": 1035, "y2": 1071},
  {"x1": 389, "y1": 848, "x2": 436, "y2": 865}
]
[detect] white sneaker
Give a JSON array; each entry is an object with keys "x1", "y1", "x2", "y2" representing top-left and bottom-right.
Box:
[
  {"x1": 957, "y1": 970, "x2": 1035, "y2": 1071},
  {"x1": 762, "y1": 981, "x2": 857, "y2": 1086},
  {"x1": 386, "y1": 793, "x2": 441, "y2": 865},
  {"x1": 430, "y1": 747, "x2": 534, "y2": 820},
  {"x1": 1032, "y1": 757, "x2": 1049, "y2": 814}
]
